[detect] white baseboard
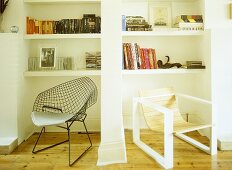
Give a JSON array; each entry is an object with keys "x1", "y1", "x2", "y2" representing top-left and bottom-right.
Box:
[
  {"x1": 97, "y1": 140, "x2": 127, "y2": 166},
  {"x1": 0, "y1": 137, "x2": 18, "y2": 154},
  {"x1": 218, "y1": 138, "x2": 232, "y2": 150}
]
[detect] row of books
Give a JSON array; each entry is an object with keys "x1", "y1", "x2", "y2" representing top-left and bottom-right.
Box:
[
  {"x1": 86, "y1": 52, "x2": 101, "y2": 70},
  {"x1": 122, "y1": 16, "x2": 152, "y2": 31},
  {"x1": 26, "y1": 14, "x2": 101, "y2": 34},
  {"x1": 123, "y1": 43, "x2": 157, "y2": 70}
]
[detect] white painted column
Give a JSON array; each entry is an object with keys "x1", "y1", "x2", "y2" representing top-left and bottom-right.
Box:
[
  {"x1": 97, "y1": 0, "x2": 127, "y2": 165},
  {"x1": 0, "y1": 33, "x2": 19, "y2": 153}
]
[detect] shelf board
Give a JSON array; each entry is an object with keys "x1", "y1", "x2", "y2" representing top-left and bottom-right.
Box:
[
  {"x1": 122, "y1": 30, "x2": 204, "y2": 37},
  {"x1": 24, "y1": 0, "x2": 101, "y2": 4},
  {"x1": 122, "y1": 69, "x2": 205, "y2": 75},
  {"x1": 24, "y1": 70, "x2": 101, "y2": 77},
  {"x1": 24, "y1": 34, "x2": 101, "y2": 40}
]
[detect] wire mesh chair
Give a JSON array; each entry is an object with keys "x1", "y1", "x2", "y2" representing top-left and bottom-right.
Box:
[{"x1": 31, "y1": 77, "x2": 97, "y2": 166}]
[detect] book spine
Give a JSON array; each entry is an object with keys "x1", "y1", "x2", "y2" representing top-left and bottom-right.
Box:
[
  {"x1": 131, "y1": 43, "x2": 138, "y2": 70},
  {"x1": 151, "y1": 48, "x2": 157, "y2": 69},
  {"x1": 144, "y1": 48, "x2": 150, "y2": 69},
  {"x1": 123, "y1": 43, "x2": 129, "y2": 69},
  {"x1": 148, "y1": 48, "x2": 154, "y2": 69},
  {"x1": 122, "y1": 15, "x2": 126, "y2": 31}
]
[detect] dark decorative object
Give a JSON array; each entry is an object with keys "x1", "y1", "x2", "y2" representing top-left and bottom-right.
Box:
[
  {"x1": 31, "y1": 77, "x2": 97, "y2": 166},
  {"x1": 157, "y1": 56, "x2": 182, "y2": 69},
  {"x1": 0, "y1": 0, "x2": 9, "y2": 14}
]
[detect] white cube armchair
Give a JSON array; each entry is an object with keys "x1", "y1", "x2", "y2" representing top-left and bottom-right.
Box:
[{"x1": 132, "y1": 88, "x2": 217, "y2": 169}]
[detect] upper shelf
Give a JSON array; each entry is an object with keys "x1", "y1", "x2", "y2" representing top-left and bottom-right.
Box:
[
  {"x1": 122, "y1": 30, "x2": 204, "y2": 37},
  {"x1": 24, "y1": 0, "x2": 101, "y2": 4},
  {"x1": 24, "y1": 34, "x2": 101, "y2": 40}
]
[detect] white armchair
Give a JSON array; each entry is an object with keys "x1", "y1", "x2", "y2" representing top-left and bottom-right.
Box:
[{"x1": 132, "y1": 88, "x2": 217, "y2": 169}]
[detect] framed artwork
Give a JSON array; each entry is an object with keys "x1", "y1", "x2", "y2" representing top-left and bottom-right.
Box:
[
  {"x1": 39, "y1": 45, "x2": 56, "y2": 68},
  {"x1": 149, "y1": 3, "x2": 172, "y2": 28}
]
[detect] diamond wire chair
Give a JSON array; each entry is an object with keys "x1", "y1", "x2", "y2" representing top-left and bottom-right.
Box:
[{"x1": 31, "y1": 77, "x2": 97, "y2": 166}]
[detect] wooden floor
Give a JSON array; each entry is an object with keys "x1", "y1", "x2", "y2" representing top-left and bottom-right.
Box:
[{"x1": 0, "y1": 130, "x2": 232, "y2": 170}]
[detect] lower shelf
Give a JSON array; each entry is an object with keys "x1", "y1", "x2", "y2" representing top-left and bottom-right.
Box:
[
  {"x1": 24, "y1": 70, "x2": 101, "y2": 77},
  {"x1": 122, "y1": 69, "x2": 205, "y2": 75}
]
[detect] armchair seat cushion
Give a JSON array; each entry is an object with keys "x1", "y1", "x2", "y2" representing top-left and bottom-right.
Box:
[{"x1": 32, "y1": 111, "x2": 74, "y2": 127}]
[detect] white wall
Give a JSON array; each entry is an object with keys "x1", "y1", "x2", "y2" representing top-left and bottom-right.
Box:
[{"x1": 205, "y1": 0, "x2": 232, "y2": 142}]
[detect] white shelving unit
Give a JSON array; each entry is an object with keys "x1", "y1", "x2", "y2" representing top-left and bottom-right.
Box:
[{"x1": 121, "y1": 0, "x2": 210, "y2": 137}]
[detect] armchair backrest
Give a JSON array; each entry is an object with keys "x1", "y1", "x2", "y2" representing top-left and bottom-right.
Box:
[
  {"x1": 139, "y1": 88, "x2": 183, "y2": 131},
  {"x1": 33, "y1": 77, "x2": 97, "y2": 116}
]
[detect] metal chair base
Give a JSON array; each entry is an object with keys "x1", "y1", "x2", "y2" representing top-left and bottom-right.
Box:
[{"x1": 32, "y1": 119, "x2": 92, "y2": 166}]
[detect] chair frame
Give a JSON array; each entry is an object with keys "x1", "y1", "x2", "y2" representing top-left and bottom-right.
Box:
[
  {"x1": 132, "y1": 93, "x2": 217, "y2": 169},
  {"x1": 31, "y1": 77, "x2": 97, "y2": 166},
  {"x1": 32, "y1": 107, "x2": 92, "y2": 166}
]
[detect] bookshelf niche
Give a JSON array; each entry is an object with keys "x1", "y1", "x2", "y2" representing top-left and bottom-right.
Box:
[{"x1": 24, "y1": 0, "x2": 101, "y2": 77}]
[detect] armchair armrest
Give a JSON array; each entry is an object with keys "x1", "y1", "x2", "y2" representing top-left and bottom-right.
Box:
[
  {"x1": 134, "y1": 97, "x2": 173, "y2": 116},
  {"x1": 176, "y1": 93, "x2": 211, "y2": 105}
]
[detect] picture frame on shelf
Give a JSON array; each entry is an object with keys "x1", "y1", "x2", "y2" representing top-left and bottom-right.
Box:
[
  {"x1": 149, "y1": 2, "x2": 172, "y2": 28},
  {"x1": 39, "y1": 45, "x2": 57, "y2": 68}
]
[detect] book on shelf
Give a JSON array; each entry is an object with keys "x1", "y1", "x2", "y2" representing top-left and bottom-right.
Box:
[
  {"x1": 122, "y1": 43, "x2": 157, "y2": 70},
  {"x1": 123, "y1": 16, "x2": 152, "y2": 31},
  {"x1": 85, "y1": 52, "x2": 101, "y2": 70},
  {"x1": 26, "y1": 15, "x2": 101, "y2": 35}
]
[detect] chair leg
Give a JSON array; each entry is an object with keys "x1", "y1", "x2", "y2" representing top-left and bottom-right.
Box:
[
  {"x1": 32, "y1": 127, "x2": 69, "y2": 154},
  {"x1": 67, "y1": 120, "x2": 92, "y2": 166}
]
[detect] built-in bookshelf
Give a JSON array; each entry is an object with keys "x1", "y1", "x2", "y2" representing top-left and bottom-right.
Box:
[{"x1": 24, "y1": 0, "x2": 101, "y2": 76}]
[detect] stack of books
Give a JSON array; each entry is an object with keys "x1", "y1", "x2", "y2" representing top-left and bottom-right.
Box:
[
  {"x1": 174, "y1": 15, "x2": 204, "y2": 31},
  {"x1": 186, "y1": 61, "x2": 205, "y2": 69},
  {"x1": 122, "y1": 15, "x2": 152, "y2": 31},
  {"x1": 123, "y1": 43, "x2": 157, "y2": 70},
  {"x1": 85, "y1": 52, "x2": 101, "y2": 70},
  {"x1": 26, "y1": 14, "x2": 101, "y2": 34}
]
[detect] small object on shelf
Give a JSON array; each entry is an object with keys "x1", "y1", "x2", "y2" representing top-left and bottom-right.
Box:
[
  {"x1": 10, "y1": 26, "x2": 19, "y2": 33},
  {"x1": 174, "y1": 15, "x2": 204, "y2": 31},
  {"x1": 186, "y1": 60, "x2": 205, "y2": 69},
  {"x1": 157, "y1": 56, "x2": 182, "y2": 69},
  {"x1": 85, "y1": 52, "x2": 101, "y2": 70}
]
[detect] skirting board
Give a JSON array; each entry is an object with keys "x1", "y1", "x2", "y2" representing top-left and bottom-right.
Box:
[
  {"x1": 97, "y1": 140, "x2": 127, "y2": 166},
  {"x1": 218, "y1": 138, "x2": 232, "y2": 150},
  {"x1": 0, "y1": 137, "x2": 18, "y2": 155}
]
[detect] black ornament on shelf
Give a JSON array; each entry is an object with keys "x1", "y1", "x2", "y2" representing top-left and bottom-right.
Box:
[
  {"x1": 157, "y1": 56, "x2": 182, "y2": 69},
  {"x1": 0, "y1": 0, "x2": 9, "y2": 14}
]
